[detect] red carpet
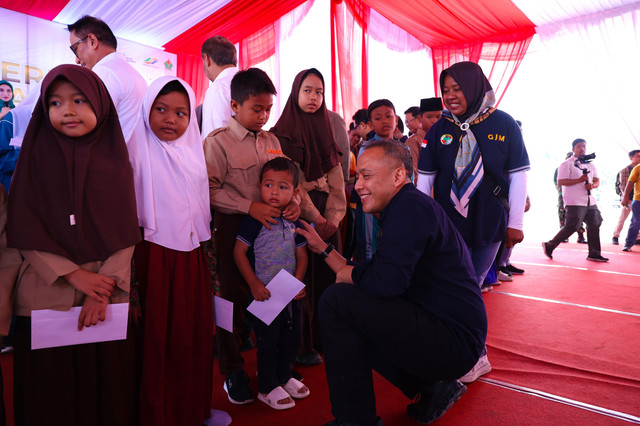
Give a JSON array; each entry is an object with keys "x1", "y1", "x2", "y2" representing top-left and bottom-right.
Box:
[{"x1": 2, "y1": 240, "x2": 640, "y2": 424}]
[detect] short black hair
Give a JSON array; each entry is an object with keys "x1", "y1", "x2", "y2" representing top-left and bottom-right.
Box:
[
  {"x1": 352, "y1": 109, "x2": 369, "y2": 126},
  {"x1": 572, "y1": 138, "x2": 586, "y2": 148},
  {"x1": 629, "y1": 150, "x2": 640, "y2": 158},
  {"x1": 367, "y1": 99, "x2": 395, "y2": 121},
  {"x1": 67, "y1": 16, "x2": 117, "y2": 50},
  {"x1": 260, "y1": 157, "x2": 300, "y2": 187},
  {"x1": 201, "y1": 36, "x2": 237, "y2": 66},
  {"x1": 363, "y1": 139, "x2": 413, "y2": 177},
  {"x1": 404, "y1": 106, "x2": 420, "y2": 117},
  {"x1": 157, "y1": 80, "x2": 190, "y2": 109},
  {"x1": 349, "y1": 122, "x2": 356, "y2": 131},
  {"x1": 230, "y1": 68, "x2": 277, "y2": 105}
]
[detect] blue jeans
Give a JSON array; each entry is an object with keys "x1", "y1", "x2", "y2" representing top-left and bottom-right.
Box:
[
  {"x1": 468, "y1": 242, "x2": 502, "y2": 287},
  {"x1": 625, "y1": 200, "x2": 640, "y2": 247}
]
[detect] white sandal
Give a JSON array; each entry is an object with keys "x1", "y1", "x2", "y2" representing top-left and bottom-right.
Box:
[
  {"x1": 257, "y1": 385, "x2": 295, "y2": 410},
  {"x1": 282, "y1": 377, "x2": 310, "y2": 399}
]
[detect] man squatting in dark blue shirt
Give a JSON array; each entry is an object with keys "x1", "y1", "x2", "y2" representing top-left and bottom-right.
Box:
[{"x1": 297, "y1": 140, "x2": 488, "y2": 426}]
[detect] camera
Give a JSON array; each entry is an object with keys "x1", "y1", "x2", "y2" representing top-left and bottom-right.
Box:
[{"x1": 576, "y1": 152, "x2": 596, "y2": 164}]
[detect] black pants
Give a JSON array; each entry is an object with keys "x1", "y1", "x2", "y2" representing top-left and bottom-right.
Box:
[
  {"x1": 548, "y1": 205, "x2": 603, "y2": 256},
  {"x1": 319, "y1": 284, "x2": 480, "y2": 423},
  {"x1": 254, "y1": 300, "x2": 302, "y2": 394}
]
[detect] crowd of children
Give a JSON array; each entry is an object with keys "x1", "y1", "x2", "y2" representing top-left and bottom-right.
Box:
[{"x1": 0, "y1": 56, "x2": 520, "y2": 426}]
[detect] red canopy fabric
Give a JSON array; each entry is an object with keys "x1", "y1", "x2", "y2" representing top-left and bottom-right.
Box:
[
  {"x1": 0, "y1": 0, "x2": 68, "y2": 20},
  {"x1": 363, "y1": 0, "x2": 536, "y2": 48}
]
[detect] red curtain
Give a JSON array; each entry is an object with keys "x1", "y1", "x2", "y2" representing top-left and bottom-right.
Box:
[
  {"x1": 331, "y1": 0, "x2": 369, "y2": 124},
  {"x1": 431, "y1": 28, "x2": 535, "y2": 106},
  {"x1": 167, "y1": 0, "x2": 311, "y2": 105}
]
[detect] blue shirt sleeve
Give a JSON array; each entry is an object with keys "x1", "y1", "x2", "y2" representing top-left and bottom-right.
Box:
[
  {"x1": 293, "y1": 220, "x2": 307, "y2": 247},
  {"x1": 236, "y1": 216, "x2": 263, "y2": 247}
]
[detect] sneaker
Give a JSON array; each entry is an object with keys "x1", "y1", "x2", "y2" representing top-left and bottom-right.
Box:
[
  {"x1": 0, "y1": 345, "x2": 14, "y2": 354},
  {"x1": 296, "y1": 349, "x2": 323, "y2": 365},
  {"x1": 497, "y1": 271, "x2": 513, "y2": 282},
  {"x1": 460, "y1": 354, "x2": 492, "y2": 383},
  {"x1": 407, "y1": 380, "x2": 466, "y2": 424},
  {"x1": 577, "y1": 236, "x2": 588, "y2": 244},
  {"x1": 586, "y1": 254, "x2": 609, "y2": 262},
  {"x1": 542, "y1": 242, "x2": 553, "y2": 259},
  {"x1": 223, "y1": 370, "x2": 254, "y2": 404},
  {"x1": 612, "y1": 237, "x2": 619, "y2": 245},
  {"x1": 622, "y1": 246, "x2": 632, "y2": 252},
  {"x1": 505, "y1": 264, "x2": 525, "y2": 275},
  {"x1": 480, "y1": 284, "x2": 493, "y2": 293}
]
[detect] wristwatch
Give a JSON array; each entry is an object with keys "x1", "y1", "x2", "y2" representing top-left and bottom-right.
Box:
[{"x1": 320, "y1": 243, "x2": 335, "y2": 259}]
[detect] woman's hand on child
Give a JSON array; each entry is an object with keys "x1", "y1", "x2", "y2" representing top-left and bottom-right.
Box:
[
  {"x1": 78, "y1": 297, "x2": 108, "y2": 331},
  {"x1": 296, "y1": 220, "x2": 327, "y2": 254},
  {"x1": 249, "y1": 280, "x2": 271, "y2": 302},
  {"x1": 282, "y1": 200, "x2": 301, "y2": 222},
  {"x1": 64, "y1": 269, "x2": 115, "y2": 303},
  {"x1": 249, "y1": 201, "x2": 280, "y2": 230}
]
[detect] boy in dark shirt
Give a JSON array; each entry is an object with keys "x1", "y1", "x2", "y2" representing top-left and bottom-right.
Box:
[{"x1": 234, "y1": 158, "x2": 309, "y2": 410}]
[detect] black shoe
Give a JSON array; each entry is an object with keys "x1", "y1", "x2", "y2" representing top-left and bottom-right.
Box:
[
  {"x1": 296, "y1": 349, "x2": 323, "y2": 365},
  {"x1": 586, "y1": 254, "x2": 609, "y2": 262},
  {"x1": 577, "y1": 236, "x2": 588, "y2": 244},
  {"x1": 622, "y1": 246, "x2": 632, "y2": 252},
  {"x1": 505, "y1": 264, "x2": 524, "y2": 275},
  {"x1": 223, "y1": 370, "x2": 254, "y2": 404},
  {"x1": 407, "y1": 380, "x2": 466, "y2": 424},
  {"x1": 612, "y1": 237, "x2": 619, "y2": 245},
  {"x1": 323, "y1": 417, "x2": 383, "y2": 426},
  {"x1": 542, "y1": 242, "x2": 553, "y2": 259}
]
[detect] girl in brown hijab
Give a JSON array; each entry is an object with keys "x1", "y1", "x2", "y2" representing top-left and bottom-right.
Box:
[
  {"x1": 271, "y1": 68, "x2": 346, "y2": 364},
  {"x1": 6, "y1": 64, "x2": 140, "y2": 426}
]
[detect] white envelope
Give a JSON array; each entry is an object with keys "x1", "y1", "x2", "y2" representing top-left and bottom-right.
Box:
[
  {"x1": 31, "y1": 302, "x2": 129, "y2": 350},
  {"x1": 247, "y1": 269, "x2": 305, "y2": 326}
]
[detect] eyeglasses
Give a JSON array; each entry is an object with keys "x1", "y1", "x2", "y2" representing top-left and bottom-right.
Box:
[{"x1": 69, "y1": 36, "x2": 89, "y2": 58}]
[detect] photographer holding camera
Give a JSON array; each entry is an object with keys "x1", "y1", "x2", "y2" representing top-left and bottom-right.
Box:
[{"x1": 542, "y1": 138, "x2": 609, "y2": 262}]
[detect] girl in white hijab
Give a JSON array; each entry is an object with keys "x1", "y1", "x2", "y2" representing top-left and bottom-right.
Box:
[{"x1": 127, "y1": 76, "x2": 217, "y2": 426}]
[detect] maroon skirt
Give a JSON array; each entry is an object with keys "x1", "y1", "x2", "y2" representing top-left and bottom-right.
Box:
[{"x1": 135, "y1": 241, "x2": 214, "y2": 426}]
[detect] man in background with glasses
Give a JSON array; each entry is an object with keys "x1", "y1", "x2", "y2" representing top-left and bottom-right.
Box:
[{"x1": 68, "y1": 16, "x2": 146, "y2": 142}]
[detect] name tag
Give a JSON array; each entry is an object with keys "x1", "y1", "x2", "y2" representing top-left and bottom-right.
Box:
[{"x1": 267, "y1": 149, "x2": 283, "y2": 154}]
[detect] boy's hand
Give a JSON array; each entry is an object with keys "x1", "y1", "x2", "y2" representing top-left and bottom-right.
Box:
[
  {"x1": 249, "y1": 280, "x2": 271, "y2": 302},
  {"x1": 297, "y1": 220, "x2": 327, "y2": 254},
  {"x1": 78, "y1": 297, "x2": 108, "y2": 331},
  {"x1": 249, "y1": 201, "x2": 280, "y2": 230},
  {"x1": 282, "y1": 200, "x2": 301, "y2": 222},
  {"x1": 64, "y1": 269, "x2": 114, "y2": 303},
  {"x1": 294, "y1": 287, "x2": 306, "y2": 300}
]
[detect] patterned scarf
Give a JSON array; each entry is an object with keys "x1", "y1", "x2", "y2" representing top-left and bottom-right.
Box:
[{"x1": 444, "y1": 91, "x2": 496, "y2": 218}]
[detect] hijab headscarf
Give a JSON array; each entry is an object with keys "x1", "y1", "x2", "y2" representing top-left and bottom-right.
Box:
[
  {"x1": 126, "y1": 76, "x2": 211, "y2": 252},
  {"x1": 440, "y1": 61, "x2": 496, "y2": 218},
  {"x1": 0, "y1": 80, "x2": 15, "y2": 109},
  {"x1": 271, "y1": 68, "x2": 341, "y2": 181},
  {"x1": 7, "y1": 65, "x2": 140, "y2": 263}
]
